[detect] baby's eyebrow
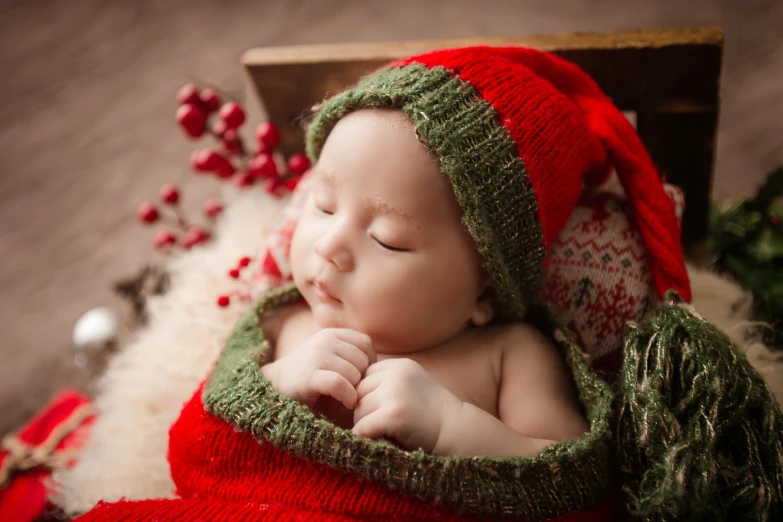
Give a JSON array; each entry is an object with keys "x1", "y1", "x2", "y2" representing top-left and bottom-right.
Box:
[
  {"x1": 364, "y1": 195, "x2": 423, "y2": 230},
  {"x1": 314, "y1": 168, "x2": 340, "y2": 187}
]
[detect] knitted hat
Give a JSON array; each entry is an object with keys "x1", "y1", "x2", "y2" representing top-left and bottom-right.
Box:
[{"x1": 306, "y1": 46, "x2": 691, "y2": 319}]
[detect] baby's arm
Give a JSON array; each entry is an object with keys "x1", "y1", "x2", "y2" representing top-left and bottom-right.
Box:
[{"x1": 433, "y1": 323, "x2": 587, "y2": 457}]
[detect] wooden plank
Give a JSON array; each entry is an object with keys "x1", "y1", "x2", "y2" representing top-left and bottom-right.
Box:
[
  {"x1": 244, "y1": 60, "x2": 388, "y2": 156},
  {"x1": 244, "y1": 27, "x2": 722, "y2": 155},
  {"x1": 243, "y1": 26, "x2": 723, "y2": 248},
  {"x1": 637, "y1": 110, "x2": 719, "y2": 251},
  {"x1": 242, "y1": 26, "x2": 723, "y2": 65}
]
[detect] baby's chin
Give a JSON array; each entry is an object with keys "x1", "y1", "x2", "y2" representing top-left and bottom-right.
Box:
[{"x1": 306, "y1": 296, "x2": 351, "y2": 329}]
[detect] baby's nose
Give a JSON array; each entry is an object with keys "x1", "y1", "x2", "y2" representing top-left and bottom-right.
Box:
[{"x1": 315, "y1": 235, "x2": 354, "y2": 272}]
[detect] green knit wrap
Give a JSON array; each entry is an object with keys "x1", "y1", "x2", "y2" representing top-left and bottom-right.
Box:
[
  {"x1": 306, "y1": 64, "x2": 545, "y2": 320},
  {"x1": 203, "y1": 283, "x2": 617, "y2": 520},
  {"x1": 240, "y1": 54, "x2": 783, "y2": 521},
  {"x1": 617, "y1": 291, "x2": 783, "y2": 521},
  {"x1": 203, "y1": 285, "x2": 783, "y2": 520}
]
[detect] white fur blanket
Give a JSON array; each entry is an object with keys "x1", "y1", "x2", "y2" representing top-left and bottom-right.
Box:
[{"x1": 51, "y1": 188, "x2": 781, "y2": 516}]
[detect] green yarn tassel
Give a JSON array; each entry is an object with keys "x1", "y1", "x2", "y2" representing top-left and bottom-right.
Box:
[{"x1": 617, "y1": 291, "x2": 783, "y2": 521}]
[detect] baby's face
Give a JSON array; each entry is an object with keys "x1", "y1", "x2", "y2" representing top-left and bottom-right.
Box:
[{"x1": 291, "y1": 109, "x2": 490, "y2": 354}]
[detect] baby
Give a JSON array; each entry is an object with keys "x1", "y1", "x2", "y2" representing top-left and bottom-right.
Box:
[
  {"x1": 259, "y1": 108, "x2": 588, "y2": 457},
  {"x1": 75, "y1": 46, "x2": 780, "y2": 522}
]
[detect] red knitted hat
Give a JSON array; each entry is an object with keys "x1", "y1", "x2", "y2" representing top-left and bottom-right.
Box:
[{"x1": 306, "y1": 46, "x2": 691, "y2": 318}]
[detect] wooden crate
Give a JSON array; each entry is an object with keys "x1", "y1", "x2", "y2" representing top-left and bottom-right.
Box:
[{"x1": 243, "y1": 26, "x2": 723, "y2": 249}]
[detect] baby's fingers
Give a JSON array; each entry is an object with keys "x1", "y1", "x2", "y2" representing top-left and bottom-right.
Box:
[
  {"x1": 352, "y1": 409, "x2": 389, "y2": 441},
  {"x1": 321, "y1": 352, "x2": 362, "y2": 387},
  {"x1": 355, "y1": 372, "x2": 383, "y2": 400},
  {"x1": 332, "y1": 342, "x2": 373, "y2": 376},
  {"x1": 307, "y1": 369, "x2": 358, "y2": 410},
  {"x1": 330, "y1": 329, "x2": 377, "y2": 366}
]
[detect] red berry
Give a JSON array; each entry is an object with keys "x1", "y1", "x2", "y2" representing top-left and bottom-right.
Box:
[
  {"x1": 248, "y1": 153, "x2": 278, "y2": 180},
  {"x1": 216, "y1": 295, "x2": 230, "y2": 307},
  {"x1": 215, "y1": 163, "x2": 236, "y2": 179},
  {"x1": 190, "y1": 149, "x2": 226, "y2": 172},
  {"x1": 175, "y1": 104, "x2": 207, "y2": 138},
  {"x1": 181, "y1": 227, "x2": 210, "y2": 249},
  {"x1": 136, "y1": 202, "x2": 159, "y2": 224},
  {"x1": 212, "y1": 120, "x2": 228, "y2": 137},
  {"x1": 203, "y1": 199, "x2": 223, "y2": 219},
  {"x1": 199, "y1": 88, "x2": 221, "y2": 113},
  {"x1": 238, "y1": 256, "x2": 251, "y2": 267},
  {"x1": 176, "y1": 84, "x2": 201, "y2": 106},
  {"x1": 219, "y1": 102, "x2": 245, "y2": 129},
  {"x1": 222, "y1": 140, "x2": 239, "y2": 154},
  {"x1": 263, "y1": 177, "x2": 284, "y2": 197},
  {"x1": 154, "y1": 230, "x2": 177, "y2": 249},
  {"x1": 283, "y1": 177, "x2": 300, "y2": 191},
  {"x1": 233, "y1": 170, "x2": 255, "y2": 188},
  {"x1": 255, "y1": 122, "x2": 280, "y2": 152},
  {"x1": 159, "y1": 184, "x2": 180, "y2": 204},
  {"x1": 287, "y1": 153, "x2": 310, "y2": 176},
  {"x1": 228, "y1": 268, "x2": 240, "y2": 279},
  {"x1": 222, "y1": 129, "x2": 244, "y2": 154}
]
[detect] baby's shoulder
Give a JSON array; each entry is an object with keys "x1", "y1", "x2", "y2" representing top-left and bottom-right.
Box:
[
  {"x1": 492, "y1": 321, "x2": 587, "y2": 440},
  {"x1": 491, "y1": 320, "x2": 572, "y2": 382},
  {"x1": 483, "y1": 320, "x2": 557, "y2": 356},
  {"x1": 451, "y1": 320, "x2": 559, "y2": 377}
]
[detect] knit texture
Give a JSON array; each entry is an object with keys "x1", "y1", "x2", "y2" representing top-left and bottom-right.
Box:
[
  {"x1": 172, "y1": 385, "x2": 472, "y2": 521},
  {"x1": 543, "y1": 183, "x2": 686, "y2": 364},
  {"x1": 617, "y1": 292, "x2": 783, "y2": 520},
  {"x1": 76, "y1": 498, "x2": 370, "y2": 522},
  {"x1": 198, "y1": 283, "x2": 618, "y2": 520},
  {"x1": 306, "y1": 46, "x2": 692, "y2": 318}
]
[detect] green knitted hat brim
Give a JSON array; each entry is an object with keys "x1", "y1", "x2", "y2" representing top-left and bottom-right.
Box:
[
  {"x1": 204, "y1": 283, "x2": 617, "y2": 520},
  {"x1": 305, "y1": 63, "x2": 546, "y2": 319}
]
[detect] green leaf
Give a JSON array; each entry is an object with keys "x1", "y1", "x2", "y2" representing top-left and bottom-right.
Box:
[
  {"x1": 723, "y1": 253, "x2": 757, "y2": 287},
  {"x1": 770, "y1": 204, "x2": 783, "y2": 223},
  {"x1": 708, "y1": 166, "x2": 783, "y2": 348},
  {"x1": 747, "y1": 227, "x2": 783, "y2": 263},
  {"x1": 752, "y1": 167, "x2": 783, "y2": 211}
]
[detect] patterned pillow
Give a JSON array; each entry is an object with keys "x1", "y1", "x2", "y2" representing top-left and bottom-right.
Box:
[
  {"x1": 247, "y1": 173, "x2": 684, "y2": 364},
  {"x1": 542, "y1": 181, "x2": 684, "y2": 364}
]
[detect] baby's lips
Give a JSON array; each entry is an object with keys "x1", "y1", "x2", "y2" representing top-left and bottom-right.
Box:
[{"x1": 313, "y1": 279, "x2": 342, "y2": 303}]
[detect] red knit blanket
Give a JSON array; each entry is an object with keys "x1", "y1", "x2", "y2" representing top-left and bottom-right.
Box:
[
  {"x1": 77, "y1": 380, "x2": 616, "y2": 522},
  {"x1": 76, "y1": 285, "x2": 620, "y2": 521},
  {"x1": 75, "y1": 384, "x2": 618, "y2": 521}
]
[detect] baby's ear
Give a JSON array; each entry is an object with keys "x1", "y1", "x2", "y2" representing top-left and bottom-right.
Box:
[{"x1": 471, "y1": 282, "x2": 497, "y2": 327}]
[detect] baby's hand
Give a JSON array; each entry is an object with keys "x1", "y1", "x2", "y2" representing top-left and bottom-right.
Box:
[
  {"x1": 262, "y1": 329, "x2": 376, "y2": 409},
  {"x1": 352, "y1": 359, "x2": 462, "y2": 453}
]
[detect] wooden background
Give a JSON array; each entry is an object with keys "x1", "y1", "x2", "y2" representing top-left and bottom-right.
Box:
[
  {"x1": 1, "y1": 0, "x2": 782, "y2": 437},
  {"x1": 244, "y1": 27, "x2": 723, "y2": 247}
]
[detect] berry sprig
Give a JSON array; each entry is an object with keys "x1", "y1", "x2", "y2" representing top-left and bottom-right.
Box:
[
  {"x1": 136, "y1": 183, "x2": 217, "y2": 252},
  {"x1": 216, "y1": 255, "x2": 254, "y2": 307},
  {"x1": 173, "y1": 83, "x2": 310, "y2": 195},
  {"x1": 136, "y1": 82, "x2": 314, "y2": 303}
]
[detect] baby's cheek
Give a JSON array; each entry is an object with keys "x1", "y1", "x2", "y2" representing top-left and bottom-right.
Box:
[
  {"x1": 289, "y1": 223, "x2": 313, "y2": 279},
  {"x1": 365, "y1": 266, "x2": 433, "y2": 319}
]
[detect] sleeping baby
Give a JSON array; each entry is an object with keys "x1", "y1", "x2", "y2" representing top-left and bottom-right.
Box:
[
  {"x1": 76, "y1": 46, "x2": 701, "y2": 521},
  {"x1": 260, "y1": 107, "x2": 588, "y2": 457}
]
